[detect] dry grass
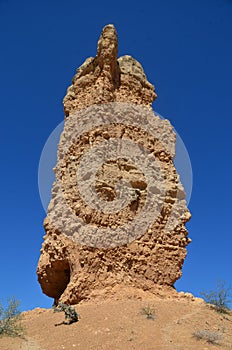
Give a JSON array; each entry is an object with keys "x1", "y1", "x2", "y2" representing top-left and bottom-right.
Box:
[
  {"x1": 141, "y1": 305, "x2": 156, "y2": 320},
  {"x1": 193, "y1": 329, "x2": 223, "y2": 345}
]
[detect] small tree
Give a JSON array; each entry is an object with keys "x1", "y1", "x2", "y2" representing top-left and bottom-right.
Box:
[
  {"x1": 200, "y1": 280, "x2": 232, "y2": 313},
  {"x1": 53, "y1": 303, "x2": 79, "y2": 325},
  {"x1": 0, "y1": 297, "x2": 24, "y2": 337}
]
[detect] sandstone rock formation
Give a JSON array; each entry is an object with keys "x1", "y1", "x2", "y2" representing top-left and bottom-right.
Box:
[{"x1": 37, "y1": 24, "x2": 191, "y2": 305}]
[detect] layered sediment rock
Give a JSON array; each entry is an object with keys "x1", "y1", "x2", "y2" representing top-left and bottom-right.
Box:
[{"x1": 37, "y1": 24, "x2": 191, "y2": 304}]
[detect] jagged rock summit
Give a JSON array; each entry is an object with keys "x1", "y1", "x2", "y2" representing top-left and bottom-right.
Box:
[
  {"x1": 37, "y1": 24, "x2": 191, "y2": 305},
  {"x1": 63, "y1": 24, "x2": 156, "y2": 115}
]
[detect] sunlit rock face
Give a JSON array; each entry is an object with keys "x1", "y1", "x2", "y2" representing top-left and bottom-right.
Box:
[{"x1": 37, "y1": 24, "x2": 191, "y2": 305}]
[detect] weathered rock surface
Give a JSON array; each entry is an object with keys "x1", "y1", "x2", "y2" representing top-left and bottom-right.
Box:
[{"x1": 37, "y1": 24, "x2": 191, "y2": 305}]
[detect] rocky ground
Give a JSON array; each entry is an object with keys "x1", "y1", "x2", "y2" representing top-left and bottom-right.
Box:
[{"x1": 0, "y1": 288, "x2": 232, "y2": 350}]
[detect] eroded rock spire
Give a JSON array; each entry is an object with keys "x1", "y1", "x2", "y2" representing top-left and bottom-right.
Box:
[
  {"x1": 63, "y1": 24, "x2": 156, "y2": 116},
  {"x1": 96, "y1": 24, "x2": 118, "y2": 64},
  {"x1": 37, "y1": 25, "x2": 191, "y2": 305}
]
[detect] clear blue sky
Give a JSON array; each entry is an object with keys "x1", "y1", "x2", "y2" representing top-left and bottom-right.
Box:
[{"x1": 0, "y1": 0, "x2": 231, "y2": 311}]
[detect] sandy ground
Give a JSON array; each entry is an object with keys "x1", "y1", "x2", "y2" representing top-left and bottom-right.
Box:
[{"x1": 1, "y1": 290, "x2": 232, "y2": 350}]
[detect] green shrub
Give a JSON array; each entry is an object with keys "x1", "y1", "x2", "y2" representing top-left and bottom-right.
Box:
[
  {"x1": 200, "y1": 280, "x2": 231, "y2": 314},
  {"x1": 0, "y1": 297, "x2": 24, "y2": 337},
  {"x1": 53, "y1": 303, "x2": 79, "y2": 325}
]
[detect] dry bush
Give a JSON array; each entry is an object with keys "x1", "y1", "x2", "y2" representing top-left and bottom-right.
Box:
[
  {"x1": 0, "y1": 297, "x2": 24, "y2": 337},
  {"x1": 200, "y1": 280, "x2": 231, "y2": 314},
  {"x1": 141, "y1": 305, "x2": 156, "y2": 320},
  {"x1": 193, "y1": 330, "x2": 223, "y2": 344}
]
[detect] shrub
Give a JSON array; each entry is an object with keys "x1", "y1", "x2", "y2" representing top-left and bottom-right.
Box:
[
  {"x1": 193, "y1": 330, "x2": 223, "y2": 344},
  {"x1": 141, "y1": 305, "x2": 156, "y2": 320},
  {"x1": 200, "y1": 280, "x2": 231, "y2": 314},
  {"x1": 53, "y1": 303, "x2": 79, "y2": 325},
  {"x1": 0, "y1": 297, "x2": 24, "y2": 337}
]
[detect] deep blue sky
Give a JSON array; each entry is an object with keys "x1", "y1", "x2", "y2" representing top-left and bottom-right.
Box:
[{"x1": 0, "y1": 0, "x2": 231, "y2": 311}]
